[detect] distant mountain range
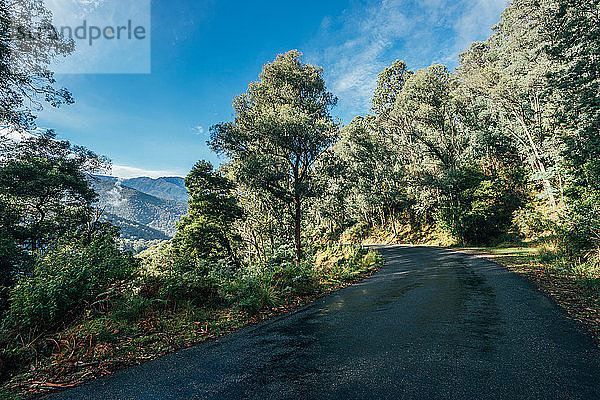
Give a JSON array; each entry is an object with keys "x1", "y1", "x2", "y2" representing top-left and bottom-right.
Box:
[
  {"x1": 94, "y1": 175, "x2": 190, "y2": 203},
  {"x1": 90, "y1": 175, "x2": 189, "y2": 253}
]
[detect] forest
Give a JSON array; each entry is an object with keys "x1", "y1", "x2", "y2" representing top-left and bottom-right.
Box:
[{"x1": 0, "y1": 0, "x2": 599, "y2": 396}]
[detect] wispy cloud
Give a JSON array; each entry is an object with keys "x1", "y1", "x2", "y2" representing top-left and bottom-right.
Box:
[
  {"x1": 0, "y1": 127, "x2": 37, "y2": 141},
  {"x1": 44, "y1": 0, "x2": 151, "y2": 73},
  {"x1": 192, "y1": 125, "x2": 204, "y2": 135},
  {"x1": 311, "y1": 0, "x2": 415, "y2": 113},
  {"x1": 309, "y1": 0, "x2": 507, "y2": 119},
  {"x1": 450, "y1": 0, "x2": 508, "y2": 60},
  {"x1": 108, "y1": 164, "x2": 185, "y2": 179}
]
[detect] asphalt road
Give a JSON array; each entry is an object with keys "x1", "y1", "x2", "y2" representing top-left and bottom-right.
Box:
[{"x1": 46, "y1": 246, "x2": 600, "y2": 400}]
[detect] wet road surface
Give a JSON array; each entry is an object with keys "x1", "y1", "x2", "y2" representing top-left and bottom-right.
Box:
[{"x1": 46, "y1": 246, "x2": 600, "y2": 399}]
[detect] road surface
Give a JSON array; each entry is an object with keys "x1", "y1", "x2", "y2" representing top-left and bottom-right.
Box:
[{"x1": 46, "y1": 246, "x2": 600, "y2": 399}]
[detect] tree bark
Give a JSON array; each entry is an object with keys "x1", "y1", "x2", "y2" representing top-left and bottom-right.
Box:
[
  {"x1": 293, "y1": 195, "x2": 302, "y2": 265},
  {"x1": 513, "y1": 110, "x2": 557, "y2": 208}
]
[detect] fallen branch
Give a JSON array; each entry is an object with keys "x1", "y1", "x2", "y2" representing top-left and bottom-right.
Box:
[{"x1": 74, "y1": 359, "x2": 127, "y2": 368}]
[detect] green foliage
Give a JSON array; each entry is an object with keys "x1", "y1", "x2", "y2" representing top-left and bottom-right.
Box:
[
  {"x1": 210, "y1": 50, "x2": 339, "y2": 263},
  {"x1": 173, "y1": 160, "x2": 242, "y2": 267},
  {"x1": 543, "y1": 0, "x2": 600, "y2": 259},
  {"x1": 546, "y1": 0, "x2": 600, "y2": 191},
  {"x1": 512, "y1": 202, "x2": 554, "y2": 240},
  {"x1": 315, "y1": 62, "x2": 524, "y2": 245},
  {"x1": 0, "y1": 131, "x2": 107, "y2": 285},
  {"x1": 437, "y1": 167, "x2": 526, "y2": 244},
  {"x1": 0, "y1": 0, "x2": 74, "y2": 129},
  {"x1": 3, "y1": 224, "x2": 136, "y2": 336},
  {"x1": 232, "y1": 276, "x2": 280, "y2": 314},
  {"x1": 339, "y1": 222, "x2": 373, "y2": 244},
  {"x1": 272, "y1": 263, "x2": 316, "y2": 296},
  {"x1": 457, "y1": 0, "x2": 563, "y2": 208},
  {"x1": 140, "y1": 270, "x2": 218, "y2": 308},
  {"x1": 557, "y1": 189, "x2": 600, "y2": 257},
  {"x1": 372, "y1": 59, "x2": 412, "y2": 118},
  {"x1": 312, "y1": 245, "x2": 383, "y2": 283},
  {"x1": 312, "y1": 0, "x2": 598, "y2": 252}
]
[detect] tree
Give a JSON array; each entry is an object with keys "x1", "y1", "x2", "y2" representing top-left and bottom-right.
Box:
[
  {"x1": 372, "y1": 60, "x2": 412, "y2": 119},
  {"x1": 543, "y1": 0, "x2": 600, "y2": 256},
  {"x1": 323, "y1": 116, "x2": 410, "y2": 234},
  {"x1": 173, "y1": 160, "x2": 242, "y2": 266},
  {"x1": 0, "y1": 131, "x2": 106, "y2": 284},
  {"x1": 209, "y1": 50, "x2": 338, "y2": 264},
  {"x1": 457, "y1": 0, "x2": 563, "y2": 209},
  {"x1": 389, "y1": 64, "x2": 469, "y2": 172},
  {"x1": 0, "y1": 0, "x2": 74, "y2": 129},
  {"x1": 545, "y1": 0, "x2": 600, "y2": 191}
]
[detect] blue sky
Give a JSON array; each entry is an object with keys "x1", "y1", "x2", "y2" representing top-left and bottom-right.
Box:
[{"x1": 37, "y1": 0, "x2": 507, "y2": 178}]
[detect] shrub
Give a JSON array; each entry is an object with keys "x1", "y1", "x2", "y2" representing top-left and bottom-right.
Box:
[
  {"x1": 147, "y1": 270, "x2": 218, "y2": 308},
  {"x1": 234, "y1": 276, "x2": 279, "y2": 314},
  {"x1": 557, "y1": 188, "x2": 600, "y2": 259},
  {"x1": 339, "y1": 222, "x2": 372, "y2": 244},
  {"x1": 438, "y1": 167, "x2": 525, "y2": 245},
  {"x1": 112, "y1": 295, "x2": 158, "y2": 322},
  {"x1": 271, "y1": 263, "x2": 317, "y2": 296},
  {"x1": 312, "y1": 245, "x2": 382, "y2": 284},
  {"x1": 3, "y1": 224, "x2": 136, "y2": 336},
  {"x1": 512, "y1": 203, "x2": 555, "y2": 240}
]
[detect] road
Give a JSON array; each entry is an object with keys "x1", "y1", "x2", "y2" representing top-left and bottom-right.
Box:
[{"x1": 46, "y1": 246, "x2": 600, "y2": 400}]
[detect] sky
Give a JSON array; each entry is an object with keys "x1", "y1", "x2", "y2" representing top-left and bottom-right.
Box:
[{"x1": 36, "y1": 0, "x2": 507, "y2": 178}]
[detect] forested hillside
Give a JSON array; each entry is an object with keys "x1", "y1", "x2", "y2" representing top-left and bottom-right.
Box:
[
  {"x1": 94, "y1": 176, "x2": 189, "y2": 203},
  {"x1": 90, "y1": 176, "x2": 188, "y2": 252},
  {"x1": 308, "y1": 0, "x2": 599, "y2": 258}
]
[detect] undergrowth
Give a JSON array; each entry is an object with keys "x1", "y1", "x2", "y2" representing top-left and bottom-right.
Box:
[{"x1": 0, "y1": 244, "x2": 383, "y2": 399}]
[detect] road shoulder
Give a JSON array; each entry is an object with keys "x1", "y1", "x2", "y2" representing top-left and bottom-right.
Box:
[{"x1": 460, "y1": 246, "x2": 600, "y2": 344}]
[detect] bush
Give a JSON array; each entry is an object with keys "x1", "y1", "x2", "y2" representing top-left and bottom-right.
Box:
[
  {"x1": 312, "y1": 245, "x2": 382, "y2": 284},
  {"x1": 513, "y1": 203, "x2": 555, "y2": 240},
  {"x1": 558, "y1": 188, "x2": 600, "y2": 259},
  {"x1": 271, "y1": 263, "x2": 317, "y2": 296},
  {"x1": 112, "y1": 296, "x2": 158, "y2": 322},
  {"x1": 339, "y1": 222, "x2": 372, "y2": 244},
  {"x1": 3, "y1": 225, "x2": 136, "y2": 336},
  {"x1": 439, "y1": 167, "x2": 525, "y2": 245},
  {"x1": 140, "y1": 270, "x2": 218, "y2": 308},
  {"x1": 138, "y1": 241, "x2": 234, "y2": 309},
  {"x1": 233, "y1": 276, "x2": 279, "y2": 314}
]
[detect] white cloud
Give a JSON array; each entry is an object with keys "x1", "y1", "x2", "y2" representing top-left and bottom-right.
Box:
[
  {"x1": 107, "y1": 164, "x2": 184, "y2": 179},
  {"x1": 451, "y1": 0, "x2": 508, "y2": 58},
  {"x1": 0, "y1": 126, "x2": 49, "y2": 141},
  {"x1": 313, "y1": 0, "x2": 416, "y2": 112},
  {"x1": 309, "y1": 0, "x2": 507, "y2": 118},
  {"x1": 42, "y1": 0, "x2": 151, "y2": 73},
  {"x1": 192, "y1": 125, "x2": 204, "y2": 135}
]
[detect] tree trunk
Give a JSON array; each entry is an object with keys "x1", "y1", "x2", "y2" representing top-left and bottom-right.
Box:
[
  {"x1": 513, "y1": 110, "x2": 557, "y2": 208},
  {"x1": 294, "y1": 195, "x2": 302, "y2": 265}
]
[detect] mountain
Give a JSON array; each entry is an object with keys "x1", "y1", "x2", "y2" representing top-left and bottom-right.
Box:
[
  {"x1": 90, "y1": 176, "x2": 188, "y2": 253},
  {"x1": 94, "y1": 175, "x2": 189, "y2": 202}
]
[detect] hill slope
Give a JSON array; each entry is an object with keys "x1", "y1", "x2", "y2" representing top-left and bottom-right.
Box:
[
  {"x1": 90, "y1": 176, "x2": 188, "y2": 252},
  {"x1": 94, "y1": 175, "x2": 189, "y2": 202}
]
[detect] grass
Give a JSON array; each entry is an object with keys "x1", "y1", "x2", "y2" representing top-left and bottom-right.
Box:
[{"x1": 0, "y1": 245, "x2": 383, "y2": 399}]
